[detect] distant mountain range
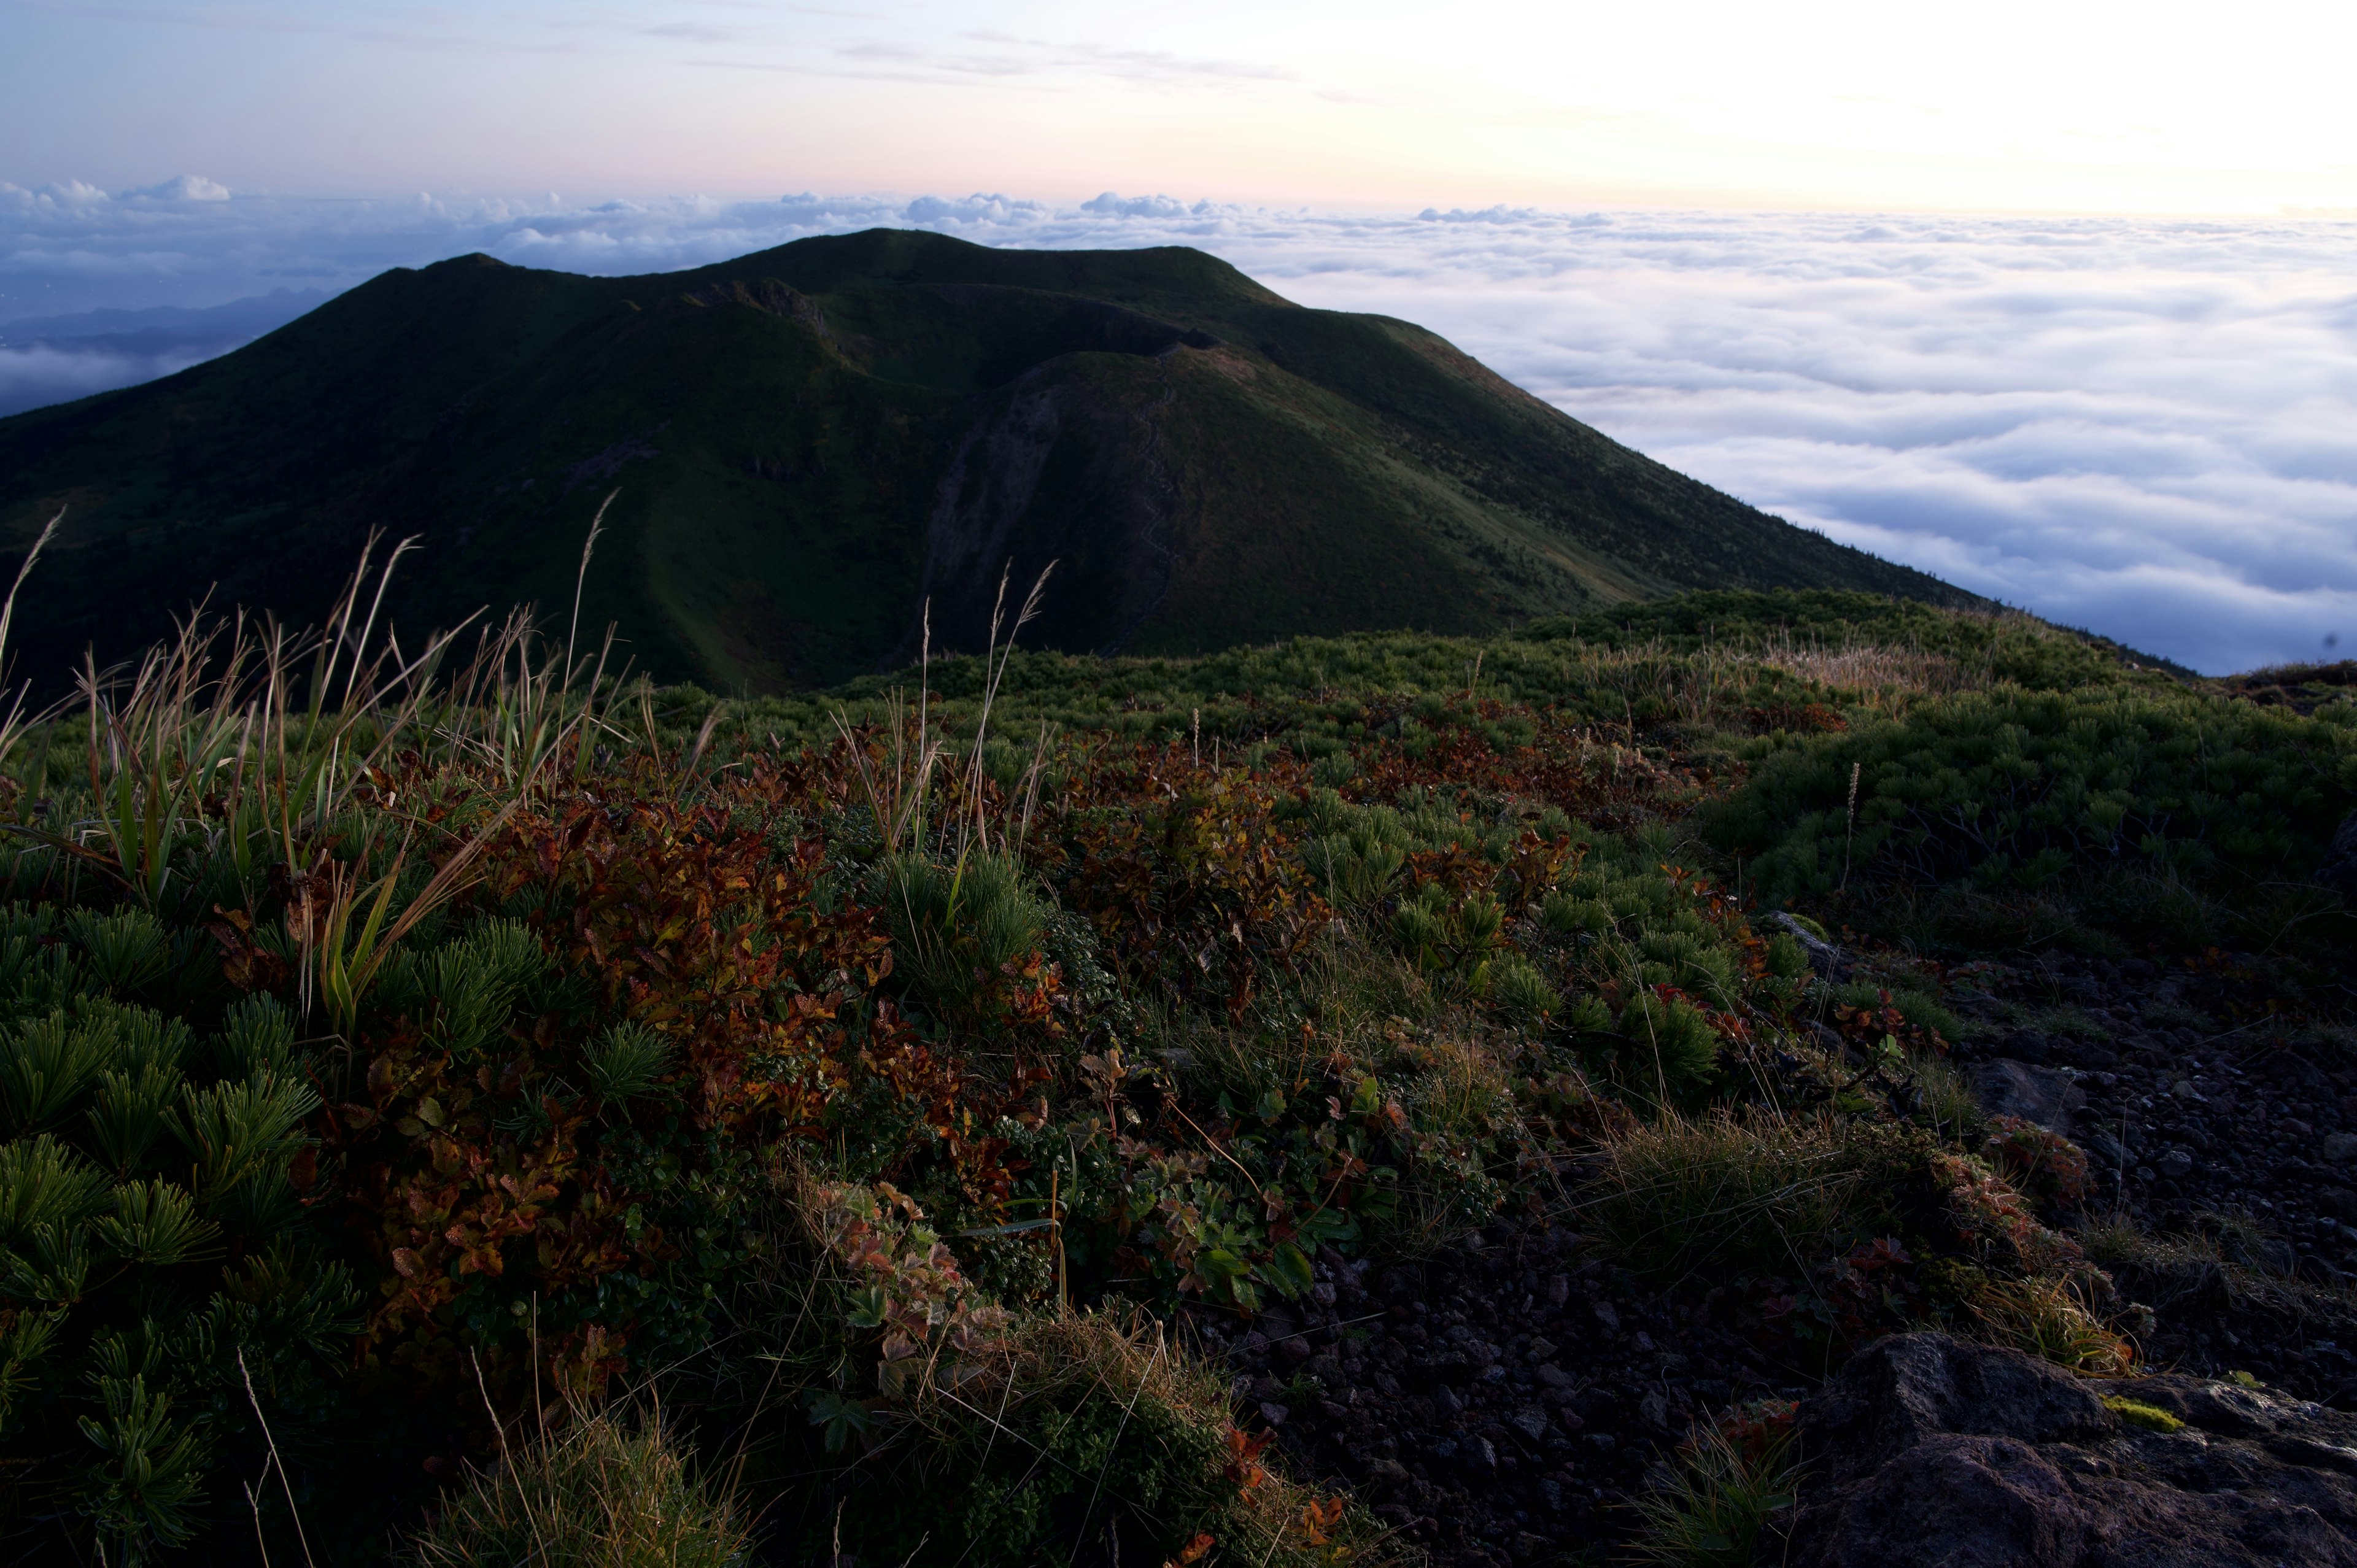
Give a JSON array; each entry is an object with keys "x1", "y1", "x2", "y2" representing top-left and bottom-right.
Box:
[
  {"x1": 0, "y1": 288, "x2": 331, "y2": 419},
  {"x1": 0, "y1": 232, "x2": 1970, "y2": 691}
]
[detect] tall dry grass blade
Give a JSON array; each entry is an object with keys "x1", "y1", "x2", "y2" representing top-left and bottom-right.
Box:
[
  {"x1": 961, "y1": 559, "x2": 1056, "y2": 853},
  {"x1": 685, "y1": 701, "x2": 726, "y2": 779},
  {"x1": 565, "y1": 490, "x2": 616, "y2": 681},
  {"x1": 0, "y1": 506, "x2": 63, "y2": 678},
  {"x1": 342, "y1": 534, "x2": 419, "y2": 709},
  {"x1": 238, "y1": 1350, "x2": 317, "y2": 1568}
]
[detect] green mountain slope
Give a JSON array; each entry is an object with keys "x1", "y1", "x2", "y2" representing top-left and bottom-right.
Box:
[{"x1": 0, "y1": 229, "x2": 1972, "y2": 691}]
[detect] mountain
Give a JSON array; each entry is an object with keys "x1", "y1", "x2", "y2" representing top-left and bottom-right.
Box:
[
  {"x1": 0, "y1": 287, "x2": 335, "y2": 349},
  {"x1": 0, "y1": 230, "x2": 1970, "y2": 692},
  {"x1": 0, "y1": 288, "x2": 334, "y2": 419}
]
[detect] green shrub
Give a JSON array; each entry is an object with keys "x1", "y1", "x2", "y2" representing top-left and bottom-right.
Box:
[
  {"x1": 1612, "y1": 993, "x2": 1722, "y2": 1106},
  {"x1": 0, "y1": 919, "x2": 351, "y2": 1564},
  {"x1": 1484, "y1": 953, "x2": 1560, "y2": 1021},
  {"x1": 1541, "y1": 891, "x2": 1613, "y2": 937},
  {"x1": 1714, "y1": 687, "x2": 2357, "y2": 924},
  {"x1": 878, "y1": 850, "x2": 1051, "y2": 1025}
]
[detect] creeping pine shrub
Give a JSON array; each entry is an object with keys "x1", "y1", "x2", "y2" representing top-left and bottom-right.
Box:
[
  {"x1": 0, "y1": 914, "x2": 352, "y2": 1566},
  {"x1": 1713, "y1": 687, "x2": 2357, "y2": 919},
  {"x1": 1563, "y1": 991, "x2": 1720, "y2": 1107},
  {"x1": 877, "y1": 849, "x2": 1051, "y2": 1026}
]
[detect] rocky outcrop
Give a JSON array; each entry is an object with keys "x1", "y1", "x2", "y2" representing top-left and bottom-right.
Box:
[{"x1": 1781, "y1": 1332, "x2": 2357, "y2": 1566}]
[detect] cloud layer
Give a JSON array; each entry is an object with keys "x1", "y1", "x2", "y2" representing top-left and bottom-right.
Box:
[{"x1": 5, "y1": 181, "x2": 2355, "y2": 674}]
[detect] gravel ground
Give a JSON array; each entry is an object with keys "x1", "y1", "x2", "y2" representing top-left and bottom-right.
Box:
[
  {"x1": 1182, "y1": 1229, "x2": 1808, "y2": 1567},
  {"x1": 1947, "y1": 948, "x2": 2357, "y2": 1400}
]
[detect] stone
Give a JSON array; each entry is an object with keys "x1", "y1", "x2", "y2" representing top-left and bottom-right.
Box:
[
  {"x1": 1781, "y1": 1332, "x2": 2357, "y2": 1567},
  {"x1": 1366, "y1": 1458, "x2": 1410, "y2": 1488},
  {"x1": 2323, "y1": 1132, "x2": 2357, "y2": 1165},
  {"x1": 1258, "y1": 1401, "x2": 1290, "y2": 1426},
  {"x1": 1772, "y1": 911, "x2": 1848, "y2": 978},
  {"x1": 2158, "y1": 1149, "x2": 2195, "y2": 1181},
  {"x1": 1593, "y1": 1300, "x2": 1621, "y2": 1332},
  {"x1": 2316, "y1": 809, "x2": 2357, "y2": 898},
  {"x1": 1535, "y1": 1362, "x2": 1574, "y2": 1389},
  {"x1": 1972, "y1": 1058, "x2": 2087, "y2": 1137}
]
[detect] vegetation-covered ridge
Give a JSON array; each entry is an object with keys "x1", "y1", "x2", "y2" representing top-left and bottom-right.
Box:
[
  {"x1": 0, "y1": 230, "x2": 1967, "y2": 695},
  {"x1": 2, "y1": 574, "x2": 2354, "y2": 1567}
]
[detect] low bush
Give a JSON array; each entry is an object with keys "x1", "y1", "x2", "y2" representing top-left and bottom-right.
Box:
[{"x1": 1713, "y1": 686, "x2": 2357, "y2": 950}]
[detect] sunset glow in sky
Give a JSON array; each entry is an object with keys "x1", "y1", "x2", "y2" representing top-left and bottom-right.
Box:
[{"x1": 6, "y1": 0, "x2": 2356, "y2": 215}]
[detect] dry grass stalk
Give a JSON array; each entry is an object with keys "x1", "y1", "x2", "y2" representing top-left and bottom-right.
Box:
[{"x1": 407, "y1": 1404, "x2": 746, "y2": 1568}]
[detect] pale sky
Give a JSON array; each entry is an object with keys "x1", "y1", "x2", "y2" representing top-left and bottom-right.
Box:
[{"x1": 6, "y1": 0, "x2": 2356, "y2": 214}]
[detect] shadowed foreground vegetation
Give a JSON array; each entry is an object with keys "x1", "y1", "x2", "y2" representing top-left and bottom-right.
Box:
[{"x1": 2, "y1": 570, "x2": 2353, "y2": 1566}]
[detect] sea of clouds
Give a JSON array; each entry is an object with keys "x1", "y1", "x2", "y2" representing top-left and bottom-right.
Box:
[{"x1": 5, "y1": 177, "x2": 2355, "y2": 674}]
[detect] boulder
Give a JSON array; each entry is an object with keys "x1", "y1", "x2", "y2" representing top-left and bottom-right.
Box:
[
  {"x1": 2318, "y1": 809, "x2": 2357, "y2": 899},
  {"x1": 1972, "y1": 1059, "x2": 2087, "y2": 1137},
  {"x1": 1779, "y1": 1332, "x2": 2357, "y2": 1566}
]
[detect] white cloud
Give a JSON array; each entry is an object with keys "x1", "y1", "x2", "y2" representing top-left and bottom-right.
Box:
[
  {"x1": 2, "y1": 187, "x2": 2353, "y2": 673},
  {"x1": 122, "y1": 175, "x2": 231, "y2": 202},
  {"x1": 0, "y1": 341, "x2": 219, "y2": 416}
]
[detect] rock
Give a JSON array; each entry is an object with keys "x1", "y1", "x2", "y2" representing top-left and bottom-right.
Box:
[
  {"x1": 1972, "y1": 1059, "x2": 2087, "y2": 1136},
  {"x1": 2316, "y1": 809, "x2": 2357, "y2": 898},
  {"x1": 2323, "y1": 1132, "x2": 2357, "y2": 1165},
  {"x1": 1510, "y1": 1407, "x2": 1550, "y2": 1443},
  {"x1": 2157, "y1": 1149, "x2": 2195, "y2": 1181},
  {"x1": 1259, "y1": 1401, "x2": 1290, "y2": 1426},
  {"x1": 1780, "y1": 1332, "x2": 2357, "y2": 1567},
  {"x1": 1366, "y1": 1458, "x2": 1410, "y2": 1488},
  {"x1": 1593, "y1": 1300, "x2": 1621, "y2": 1332},
  {"x1": 1536, "y1": 1362, "x2": 1574, "y2": 1389},
  {"x1": 1772, "y1": 911, "x2": 1848, "y2": 978}
]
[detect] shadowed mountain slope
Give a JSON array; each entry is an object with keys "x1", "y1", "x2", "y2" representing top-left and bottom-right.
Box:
[{"x1": 0, "y1": 229, "x2": 1972, "y2": 691}]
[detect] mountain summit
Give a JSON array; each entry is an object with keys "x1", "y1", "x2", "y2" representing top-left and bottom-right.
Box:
[{"x1": 0, "y1": 230, "x2": 1967, "y2": 690}]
